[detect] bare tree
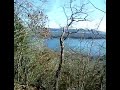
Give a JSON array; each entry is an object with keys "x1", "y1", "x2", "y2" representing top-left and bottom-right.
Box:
[{"x1": 53, "y1": 0, "x2": 89, "y2": 90}]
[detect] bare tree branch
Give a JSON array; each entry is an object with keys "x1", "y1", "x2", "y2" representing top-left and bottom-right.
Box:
[
  {"x1": 88, "y1": 0, "x2": 106, "y2": 13},
  {"x1": 96, "y1": 16, "x2": 104, "y2": 30},
  {"x1": 89, "y1": 15, "x2": 105, "y2": 39},
  {"x1": 64, "y1": 29, "x2": 79, "y2": 40}
]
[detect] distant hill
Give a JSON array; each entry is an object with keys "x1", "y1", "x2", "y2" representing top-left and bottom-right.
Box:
[{"x1": 49, "y1": 28, "x2": 106, "y2": 39}]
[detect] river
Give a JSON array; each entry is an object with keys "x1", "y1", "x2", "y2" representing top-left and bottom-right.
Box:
[{"x1": 44, "y1": 38, "x2": 106, "y2": 57}]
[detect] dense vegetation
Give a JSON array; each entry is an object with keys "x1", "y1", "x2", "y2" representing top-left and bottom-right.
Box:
[
  {"x1": 14, "y1": 0, "x2": 106, "y2": 90},
  {"x1": 14, "y1": 17, "x2": 106, "y2": 90}
]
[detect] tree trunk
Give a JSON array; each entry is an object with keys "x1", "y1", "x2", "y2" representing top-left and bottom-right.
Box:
[{"x1": 53, "y1": 28, "x2": 65, "y2": 90}]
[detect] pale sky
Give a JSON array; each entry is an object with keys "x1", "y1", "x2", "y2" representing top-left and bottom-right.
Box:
[
  {"x1": 17, "y1": 0, "x2": 106, "y2": 32},
  {"x1": 46, "y1": 0, "x2": 106, "y2": 32}
]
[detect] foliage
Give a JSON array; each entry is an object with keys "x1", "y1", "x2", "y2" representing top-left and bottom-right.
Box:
[
  {"x1": 14, "y1": 0, "x2": 49, "y2": 85},
  {"x1": 14, "y1": 13, "x2": 29, "y2": 84}
]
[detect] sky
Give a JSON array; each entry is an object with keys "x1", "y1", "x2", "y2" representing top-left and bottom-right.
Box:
[
  {"x1": 45, "y1": 0, "x2": 106, "y2": 32},
  {"x1": 17, "y1": 0, "x2": 106, "y2": 32}
]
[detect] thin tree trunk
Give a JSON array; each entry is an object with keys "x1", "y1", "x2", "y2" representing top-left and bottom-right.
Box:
[
  {"x1": 53, "y1": 13, "x2": 74, "y2": 90},
  {"x1": 53, "y1": 28, "x2": 65, "y2": 90}
]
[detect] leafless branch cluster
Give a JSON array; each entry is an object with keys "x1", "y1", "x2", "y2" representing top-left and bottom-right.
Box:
[{"x1": 54, "y1": 0, "x2": 106, "y2": 89}]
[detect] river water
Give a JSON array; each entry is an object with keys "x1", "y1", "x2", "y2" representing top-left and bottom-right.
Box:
[{"x1": 45, "y1": 38, "x2": 106, "y2": 57}]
